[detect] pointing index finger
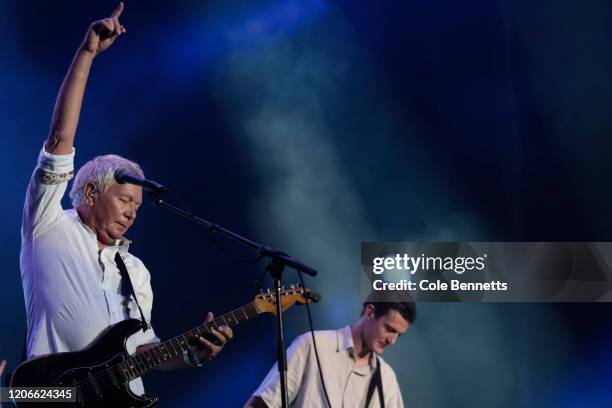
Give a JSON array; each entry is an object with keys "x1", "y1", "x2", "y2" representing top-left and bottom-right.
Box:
[{"x1": 111, "y1": 2, "x2": 124, "y2": 19}]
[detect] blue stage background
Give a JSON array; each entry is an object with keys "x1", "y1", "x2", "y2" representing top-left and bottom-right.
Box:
[{"x1": 1, "y1": 1, "x2": 612, "y2": 406}]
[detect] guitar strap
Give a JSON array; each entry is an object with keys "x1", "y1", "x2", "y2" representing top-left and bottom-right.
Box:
[
  {"x1": 364, "y1": 357, "x2": 385, "y2": 408},
  {"x1": 114, "y1": 251, "x2": 148, "y2": 332}
]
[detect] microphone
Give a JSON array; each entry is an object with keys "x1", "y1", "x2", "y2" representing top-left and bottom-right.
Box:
[{"x1": 114, "y1": 169, "x2": 168, "y2": 193}]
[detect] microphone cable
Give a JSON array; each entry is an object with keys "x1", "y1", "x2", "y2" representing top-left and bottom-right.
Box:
[{"x1": 298, "y1": 271, "x2": 332, "y2": 408}]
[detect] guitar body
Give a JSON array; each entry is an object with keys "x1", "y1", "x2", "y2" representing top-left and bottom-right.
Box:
[
  {"x1": 10, "y1": 319, "x2": 157, "y2": 408},
  {"x1": 9, "y1": 287, "x2": 313, "y2": 407}
]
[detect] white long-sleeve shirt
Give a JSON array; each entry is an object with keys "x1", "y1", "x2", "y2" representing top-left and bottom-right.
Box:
[{"x1": 20, "y1": 146, "x2": 160, "y2": 395}]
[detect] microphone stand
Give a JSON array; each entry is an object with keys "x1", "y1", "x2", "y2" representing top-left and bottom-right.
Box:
[{"x1": 148, "y1": 191, "x2": 317, "y2": 408}]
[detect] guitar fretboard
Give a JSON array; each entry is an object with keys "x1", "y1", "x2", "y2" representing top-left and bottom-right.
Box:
[{"x1": 119, "y1": 301, "x2": 260, "y2": 380}]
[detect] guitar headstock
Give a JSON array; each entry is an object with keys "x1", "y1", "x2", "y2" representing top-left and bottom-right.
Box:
[{"x1": 254, "y1": 285, "x2": 315, "y2": 316}]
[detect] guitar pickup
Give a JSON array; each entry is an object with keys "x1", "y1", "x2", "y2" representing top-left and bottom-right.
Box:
[
  {"x1": 87, "y1": 371, "x2": 103, "y2": 397},
  {"x1": 106, "y1": 365, "x2": 122, "y2": 388}
]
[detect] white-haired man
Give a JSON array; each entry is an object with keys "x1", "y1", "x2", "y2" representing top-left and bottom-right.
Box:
[{"x1": 20, "y1": 3, "x2": 232, "y2": 396}]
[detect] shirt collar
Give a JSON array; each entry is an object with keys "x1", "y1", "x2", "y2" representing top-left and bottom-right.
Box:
[
  {"x1": 336, "y1": 325, "x2": 378, "y2": 369},
  {"x1": 336, "y1": 325, "x2": 354, "y2": 353},
  {"x1": 115, "y1": 237, "x2": 132, "y2": 252}
]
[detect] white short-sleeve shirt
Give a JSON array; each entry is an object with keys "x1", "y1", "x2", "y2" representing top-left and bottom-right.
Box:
[
  {"x1": 20, "y1": 146, "x2": 160, "y2": 395},
  {"x1": 253, "y1": 326, "x2": 404, "y2": 408}
]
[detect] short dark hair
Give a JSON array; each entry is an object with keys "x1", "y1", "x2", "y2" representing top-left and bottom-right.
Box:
[{"x1": 362, "y1": 293, "x2": 416, "y2": 324}]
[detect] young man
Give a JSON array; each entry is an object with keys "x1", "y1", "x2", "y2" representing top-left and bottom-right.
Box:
[
  {"x1": 245, "y1": 299, "x2": 415, "y2": 408},
  {"x1": 20, "y1": 3, "x2": 232, "y2": 395}
]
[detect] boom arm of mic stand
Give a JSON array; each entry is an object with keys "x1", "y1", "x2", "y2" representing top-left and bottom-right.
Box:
[{"x1": 147, "y1": 192, "x2": 318, "y2": 277}]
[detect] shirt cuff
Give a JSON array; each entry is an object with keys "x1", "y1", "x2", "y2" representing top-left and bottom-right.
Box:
[{"x1": 37, "y1": 145, "x2": 76, "y2": 174}]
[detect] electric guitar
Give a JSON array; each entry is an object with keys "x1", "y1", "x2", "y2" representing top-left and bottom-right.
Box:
[{"x1": 10, "y1": 286, "x2": 314, "y2": 407}]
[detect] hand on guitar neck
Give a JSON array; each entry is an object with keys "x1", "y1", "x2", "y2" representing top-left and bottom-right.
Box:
[
  {"x1": 193, "y1": 312, "x2": 233, "y2": 364},
  {"x1": 136, "y1": 311, "x2": 233, "y2": 370}
]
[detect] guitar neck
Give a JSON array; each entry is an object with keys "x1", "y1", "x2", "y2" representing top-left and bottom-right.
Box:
[{"x1": 119, "y1": 300, "x2": 260, "y2": 380}]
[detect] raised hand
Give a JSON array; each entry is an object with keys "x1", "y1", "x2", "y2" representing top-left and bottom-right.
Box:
[{"x1": 80, "y1": 2, "x2": 126, "y2": 56}]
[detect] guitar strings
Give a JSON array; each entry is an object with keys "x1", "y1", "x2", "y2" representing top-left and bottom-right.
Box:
[
  {"x1": 73, "y1": 289, "x2": 302, "y2": 397},
  {"x1": 71, "y1": 302, "x2": 261, "y2": 396},
  {"x1": 72, "y1": 305, "x2": 257, "y2": 395}
]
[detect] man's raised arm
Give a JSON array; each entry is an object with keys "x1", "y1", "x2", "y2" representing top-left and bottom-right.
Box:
[{"x1": 45, "y1": 2, "x2": 126, "y2": 155}]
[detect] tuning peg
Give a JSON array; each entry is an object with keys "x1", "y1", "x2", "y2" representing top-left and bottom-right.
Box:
[
  {"x1": 290, "y1": 284, "x2": 295, "y2": 289},
  {"x1": 267, "y1": 288, "x2": 272, "y2": 294}
]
